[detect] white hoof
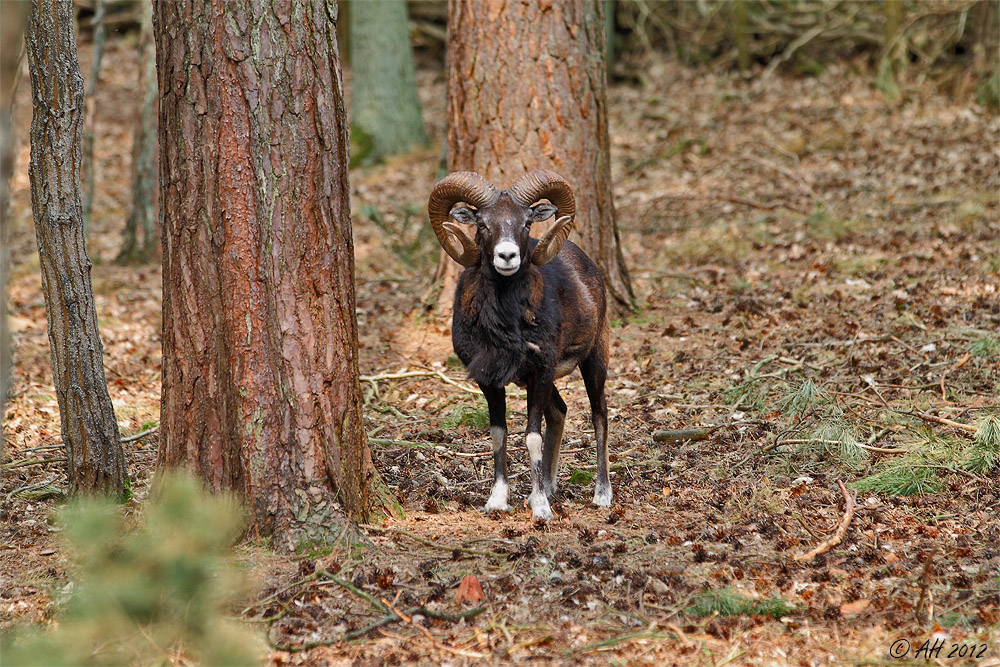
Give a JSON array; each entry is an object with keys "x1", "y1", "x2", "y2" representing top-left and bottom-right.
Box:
[
  {"x1": 484, "y1": 480, "x2": 510, "y2": 513},
  {"x1": 530, "y1": 493, "x2": 553, "y2": 521},
  {"x1": 592, "y1": 485, "x2": 613, "y2": 507},
  {"x1": 484, "y1": 499, "x2": 512, "y2": 513}
]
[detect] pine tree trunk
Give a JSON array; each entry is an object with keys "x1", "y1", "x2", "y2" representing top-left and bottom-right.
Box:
[
  {"x1": 436, "y1": 0, "x2": 633, "y2": 313},
  {"x1": 81, "y1": 0, "x2": 106, "y2": 231},
  {"x1": 349, "y1": 0, "x2": 427, "y2": 164},
  {"x1": 1, "y1": 2, "x2": 28, "y2": 420},
  {"x1": 154, "y1": 0, "x2": 374, "y2": 548},
  {"x1": 116, "y1": 0, "x2": 158, "y2": 264},
  {"x1": 25, "y1": 0, "x2": 128, "y2": 497}
]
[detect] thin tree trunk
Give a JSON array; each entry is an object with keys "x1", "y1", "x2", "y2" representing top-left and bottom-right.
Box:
[
  {"x1": 349, "y1": 0, "x2": 427, "y2": 164},
  {"x1": 155, "y1": 0, "x2": 374, "y2": 548},
  {"x1": 437, "y1": 0, "x2": 633, "y2": 313},
  {"x1": 25, "y1": 0, "x2": 128, "y2": 497},
  {"x1": 1, "y1": 2, "x2": 28, "y2": 422},
  {"x1": 116, "y1": 0, "x2": 158, "y2": 264},
  {"x1": 81, "y1": 0, "x2": 105, "y2": 232}
]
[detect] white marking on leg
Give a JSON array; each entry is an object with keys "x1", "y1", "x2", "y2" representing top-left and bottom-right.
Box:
[
  {"x1": 592, "y1": 482, "x2": 613, "y2": 507},
  {"x1": 526, "y1": 432, "x2": 542, "y2": 462},
  {"x1": 484, "y1": 479, "x2": 510, "y2": 512},
  {"x1": 491, "y1": 426, "x2": 505, "y2": 451},
  {"x1": 526, "y1": 433, "x2": 552, "y2": 520}
]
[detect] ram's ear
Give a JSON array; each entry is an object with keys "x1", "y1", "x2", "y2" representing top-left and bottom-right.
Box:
[
  {"x1": 529, "y1": 203, "x2": 557, "y2": 223},
  {"x1": 449, "y1": 205, "x2": 478, "y2": 225}
]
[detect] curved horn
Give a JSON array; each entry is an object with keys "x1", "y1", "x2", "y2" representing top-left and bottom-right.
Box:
[
  {"x1": 428, "y1": 172, "x2": 499, "y2": 267},
  {"x1": 507, "y1": 170, "x2": 576, "y2": 265}
]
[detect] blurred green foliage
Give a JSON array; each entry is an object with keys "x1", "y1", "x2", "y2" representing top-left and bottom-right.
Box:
[{"x1": 2, "y1": 472, "x2": 262, "y2": 666}]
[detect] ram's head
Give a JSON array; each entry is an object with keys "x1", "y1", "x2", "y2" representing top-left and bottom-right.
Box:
[{"x1": 428, "y1": 170, "x2": 576, "y2": 277}]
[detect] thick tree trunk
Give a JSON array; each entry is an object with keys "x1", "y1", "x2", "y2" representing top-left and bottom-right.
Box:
[
  {"x1": 25, "y1": 0, "x2": 128, "y2": 497},
  {"x1": 437, "y1": 0, "x2": 633, "y2": 313},
  {"x1": 116, "y1": 0, "x2": 158, "y2": 264},
  {"x1": 154, "y1": 0, "x2": 374, "y2": 548},
  {"x1": 349, "y1": 0, "x2": 427, "y2": 164}
]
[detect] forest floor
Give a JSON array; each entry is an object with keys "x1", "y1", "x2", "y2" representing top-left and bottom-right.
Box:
[{"x1": 3, "y1": 37, "x2": 999, "y2": 667}]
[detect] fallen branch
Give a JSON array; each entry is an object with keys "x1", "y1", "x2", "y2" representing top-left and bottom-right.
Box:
[
  {"x1": 901, "y1": 410, "x2": 977, "y2": 434},
  {"x1": 381, "y1": 596, "x2": 486, "y2": 659},
  {"x1": 652, "y1": 426, "x2": 716, "y2": 443},
  {"x1": 270, "y1": 604, "x2": 486, "y2": 651},
  {"x1": 792, "y1": 480, "x2": 855, "y2": 563},
  {"x1": 121, "y1": 426, "x2": 158, "y2": 443},
  {"x1": 359, "y1": 524, "x2": 505, "y2": 560},
  {"x1": 914, "y1": 547, "x2": 938, "y2": 622},
  {"x1": 2, "y1": 456, "x2": 66, "y2": 469},
  {"x1": 360, "y1": 369, "x2": 482, "y2": 396}
]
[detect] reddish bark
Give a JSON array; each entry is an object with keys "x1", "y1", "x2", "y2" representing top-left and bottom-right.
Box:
[
  {"x1": 154, "y1": 0, "x2": 372, "y2": 547},
  {"x1": 437, "y1": 0, "x2": 633, "y2": 312}
]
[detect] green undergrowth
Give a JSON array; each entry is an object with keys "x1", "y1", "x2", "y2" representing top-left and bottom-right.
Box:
[
  {"x1": 687, "y1": 588, "x2": 795, "y2": 619},
  {"x1": 442, "y1": 401, "x2": 491, "y2": 430},
  {"x1": 725, "y1": 355, "x2": 999, "y2": 496},
  {"x1": 853, "y1": 416, "x2": 1000, "y2": 496},
  {"x1": 2, "y1": 472, "x2": 260, "y2": 666}
]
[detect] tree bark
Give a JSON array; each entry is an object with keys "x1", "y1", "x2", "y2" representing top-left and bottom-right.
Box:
[
  {"x1": 1, "y1": 1, "x2": 28, "y2": 422},
  {"x1": 436, "y1": 0, "x2": 633, "y2": 313},
  {"x1": 25, "y1": 0, "x2": 128, "y2": 496},
  {"x1": 116, "y1": 0, "x2": 158, "y2": 264},
  {"x1": 349, "y1": 0, "x2": 427, "y2": 164},
  {"x1": 154, "y1": 0, "x2": 374, "y2": 548},
  {"x1": 81, "y1": 0, "x2": 106, "y2": 231}
]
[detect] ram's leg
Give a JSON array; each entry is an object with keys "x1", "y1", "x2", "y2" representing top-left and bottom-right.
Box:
[
  {"x1": 582, "y1": 340, "x2": 612, "y2": 507},
  {"x1": 542, "y1": 386, "x2": 567, "y2": 496},
  {"x1": 481, "y1": 384, "x2": 511, "y2": 512},
  {"x1": 526, "y1": 380, "x2": 554, "y2": 521}
]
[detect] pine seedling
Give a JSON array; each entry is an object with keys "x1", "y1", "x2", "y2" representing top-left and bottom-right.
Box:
[
  {"x1": 778, "y1": 378, "x2": 828, "y2": 417},
  {"x1": 2, "y1": 472, "x2": 261, "y2": 666},
  {"x1": 969, "y1": 336, "x2": 999, "y2": 358},
  {"x1": 687, "y1": 588, "x2": 794, "y2": 619},
  {"x1": 723, "y1": 376, "x2": 769, "y2": 412},
  {"x1": 853, "y1": 464, "x2": 944, "y2": 496},
  {"x1": 964, "y1": 415, "x2": 1000, "y2": 474},
  {"x1": 805, "y1": 421, "x2": 868, "y2": 469}
]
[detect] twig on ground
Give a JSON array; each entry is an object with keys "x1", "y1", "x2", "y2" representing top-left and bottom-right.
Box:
[
  {"x1": 901, "y1": 410, "x2": 977, "y2": 434},
  {"x1": 121, "y1": 426, "x2": 158, "y2": 443},
  {"x1": 792, "y1": 480, "x2": 855, "y2": 562},
  {"x1": 270, "y1": 604, "x2": 486, "y2": 650},
  {"x1": 777, "y1": 438, "x2": 906, "y2": 454},
  {"x1": 360, "y1": 369, "x2": 482, "y2": 396},
  {"x1": 359, "y1": 524, "x2": 505, "y2": 560},
  {"x1": 652, "y1": 426, "x2": 716, "y2": 443},
  {"x1": 381, "y1": 596, "x2": 486, "y2": 659},
  {"x1": 2, "y1": 456, "x2": 67, "y2": 469},
  {"x1": 914, "y1": 547, "x2": 938, "y2": 622}
]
